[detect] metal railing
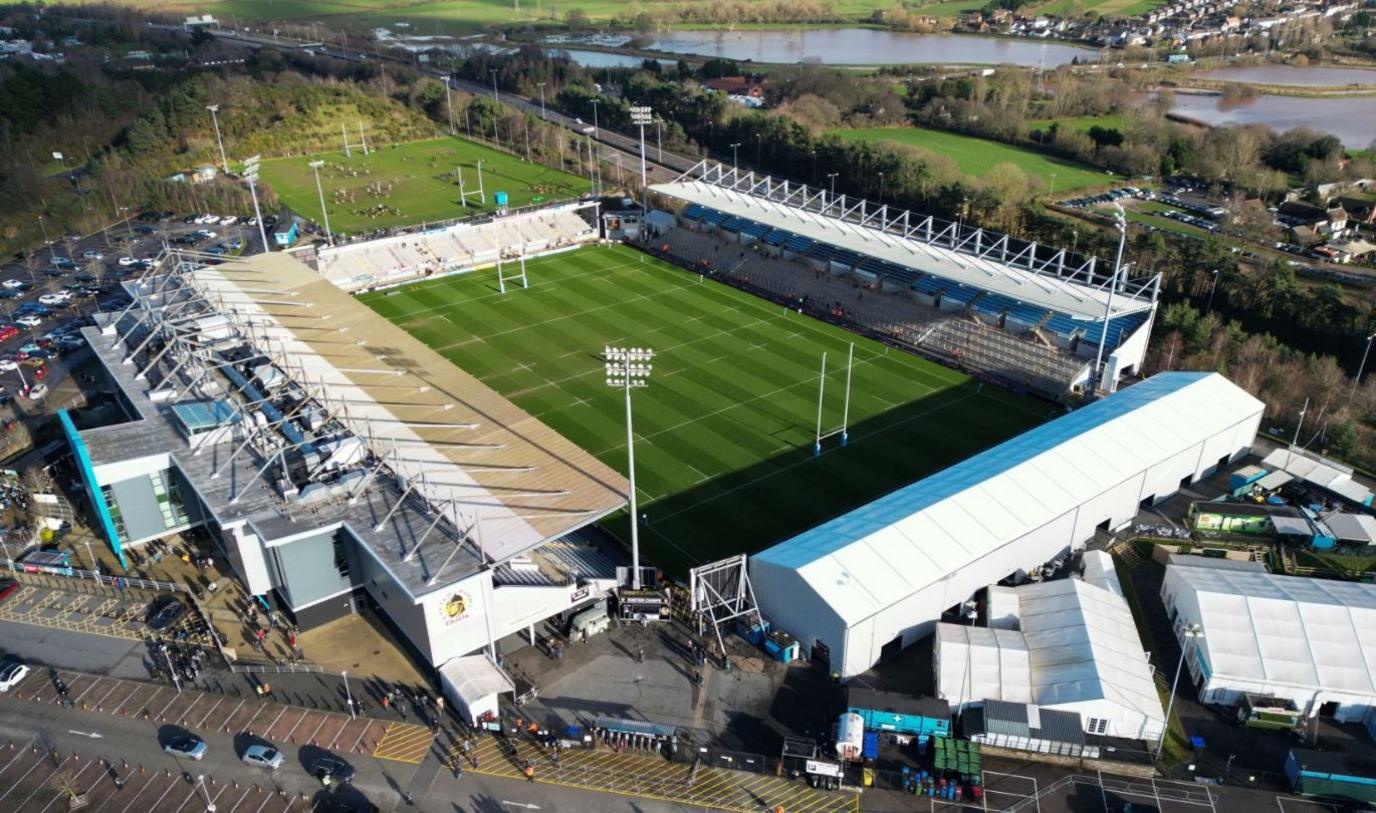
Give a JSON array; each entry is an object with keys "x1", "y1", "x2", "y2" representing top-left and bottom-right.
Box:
[{"x1": 8, "y1": 564, "x2": 189, "y2": 594}]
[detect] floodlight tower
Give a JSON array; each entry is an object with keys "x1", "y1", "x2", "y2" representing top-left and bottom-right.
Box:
[
  {"x1": 605, "y1": 346, "x2": 654, "y2": 590},
  {"x1": 1093, "y1": 202, "x2": 1127, "y2": 394},
  {"x1": 241, "y1": 155, "x2": 270, "y2": 253},
  {"x1": 630, "y1": 106, "x2": 652, "y2": 218},
  {"x1": 308, "y1": 160, "x2": 334, "y2": 246},
  {"x1": 206, "y1": 104, "x2": 229, "y2": 173}
]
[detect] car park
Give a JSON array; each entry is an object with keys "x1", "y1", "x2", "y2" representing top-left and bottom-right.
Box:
[
  {"x1": 241, "y1": 744, "x2": 285, "y2": 770},
  {"x1": 0, "y1": 658, "x2": 29, "y2": 692},
  {"x1": 163, "y1": 736, "x2": 207, "y2": 761}
]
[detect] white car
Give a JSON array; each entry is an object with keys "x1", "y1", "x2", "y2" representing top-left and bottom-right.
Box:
[
  {"x1": 196, "y1": 214, "x2": 216, "y2": 224},
  {"x1": 38, "y1": 294, "x2": 69, "y2": 306},
  {"x1": 0, "y1": 660, "x2": 28, "y2": 692},
  {"x1": 0, "y1": 360, "x2": 16, "y2": 372},
  {"x1": 117, "y1": 256, "x2": 139, "y2": 266},
  {"x1": 27, "y1": 383, "x2": 48, "y2": 400},
  {"x1": 2, "y1": 279, "x2": 25, "y2": 289},
  {"x1": 16, "y1": 316, "x2": 42, "y2": 328},
  {"x1": 218, "y1": 216, "x2": 238, "y2": 225}
]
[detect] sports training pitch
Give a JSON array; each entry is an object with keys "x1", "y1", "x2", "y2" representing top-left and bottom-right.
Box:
[
  {"x1": 260, "y1": 136, "x2": 587, "y2": 235},
  {"x1": 360, "y1": 244, "x2": 1050, "y2": 575}
]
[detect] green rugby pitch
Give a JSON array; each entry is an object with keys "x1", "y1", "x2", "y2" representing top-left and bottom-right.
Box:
[
  {"x1": 259, "y1": 136, "x2": 587, "y2": 235},
  {"x1": 359, "y1": 243, "x2": 1049, "y2": 575}
]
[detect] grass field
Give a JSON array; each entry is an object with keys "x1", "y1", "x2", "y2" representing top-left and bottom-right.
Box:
[
  {"x1": 832, "y1": 126, "x2": 1111, "y2": 193},
  {"x1": 359, "y1": 244, "x2": 1048, "y2": 574},
  {"x1": 1027, "y1": 113, "x2": 1126, "y2": 133},
  {"x1": 259, "y1": 136, "x2": 587, "y2": 235}
]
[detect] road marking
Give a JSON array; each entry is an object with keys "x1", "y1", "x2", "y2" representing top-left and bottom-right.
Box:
[
  {"x1": 196, "y1": 696, "x2": 226, "y2": 729},
  {"x1": 154, "y1": 689, "x2": 182, "y2": 721}
]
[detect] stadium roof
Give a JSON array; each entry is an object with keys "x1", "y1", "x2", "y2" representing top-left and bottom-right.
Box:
[
  {"x1": 1169, "y1": 562, "x2": 1376, "y2": 696},
  {"x1": 652, "y1": 169, "x2": 1154, "y2": 322},
  {"x1": 192, "y1": 253, "x2": 629, "y2": 560},
  {"x1": 753, "y1": 372, "x2": 1265, "y2": 625}
]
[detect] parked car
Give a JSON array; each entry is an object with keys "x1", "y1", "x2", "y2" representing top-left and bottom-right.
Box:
[
  {"x1": 16, "y1": 316, "x2": 42, "y2": 328},
  {"x1": 311, "y1": 756, "x2": 356, "y2": 785},
  {"x1": 52, "y1": 257, "x2": 76, "y2": 270},
  {"x1": 2, "y1": 279, "x2": 25, "y2": 289},
  {"x1": 241, "y1": 744, "x2": 285, "y2": 770},
  {"x1": 163, "y1": 736, "x2": 207, "y2": 761},
  {"x1": 117, "y1": 256, "x2": 140, "y2": 267},
  {"x1": 80, "y1": 250, "x2": 103, "y2": 261},
  {"x1": 0, "y1": 578, "x2": 17, "y2": 603},
  {"x1": 0, "y1": 658, "x2": 29, "y2": 692},
  {"x1": 145, "y1": 596, "x2": 188, "y2": 632}
]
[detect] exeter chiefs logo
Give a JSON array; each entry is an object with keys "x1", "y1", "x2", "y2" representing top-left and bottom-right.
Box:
[{"x1": 441, "y1": 590, "x2": 470, "y2": 625}]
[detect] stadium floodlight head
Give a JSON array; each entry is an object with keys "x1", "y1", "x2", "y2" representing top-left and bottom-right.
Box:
[
  {"x1": 630, "y1": 106, "x2": 652, "y2": 126},
  {"x1": 604, "y1": 345, "x2": 654, "y2": 590}
]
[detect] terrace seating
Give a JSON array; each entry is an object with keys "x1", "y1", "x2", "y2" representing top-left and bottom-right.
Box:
[
  {"x1": 316, "y1": 207, "x2": 598, "y2": 292},
  {"x1": 918, "y1": 319, "x2": 1089, "y2": 394}
]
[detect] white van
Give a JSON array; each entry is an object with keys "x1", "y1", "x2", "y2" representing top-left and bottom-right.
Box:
[{"x1": 568, "y1": 600, "x2": 610, "y2": 641}]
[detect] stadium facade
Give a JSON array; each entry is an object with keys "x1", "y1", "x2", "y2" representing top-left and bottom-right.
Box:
[
  {"x1": 68, "y1": 246, "x2": 627, "y2": 698},
  {"x1": 749, "y1": 372, "x2": 1266, "y2": 679},
  {"x1": 650, "y1": 162, "x2": 1160, "y2": 400}
]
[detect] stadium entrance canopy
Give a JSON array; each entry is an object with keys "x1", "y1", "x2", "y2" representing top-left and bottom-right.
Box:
[{"x1": 651, "y1": 161, "x2": 1158, "y2": 322}]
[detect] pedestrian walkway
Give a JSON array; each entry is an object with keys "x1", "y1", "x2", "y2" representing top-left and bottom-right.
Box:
[
  {"x1": 3, "y1": 667, "x2": 434, "y2": 763},
  {"x1": 449, "y1": 735, "x2": 858, "y2": 813}
]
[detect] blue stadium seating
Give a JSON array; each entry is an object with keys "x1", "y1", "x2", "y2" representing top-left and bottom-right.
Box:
[
  {"x1": 681, "y1": 203, "x2": 706, "y2": 221},
  {"x1": 784, "y1": 234, "x2": 814, "y2": 253},
  {"x1": 739, "y1": 220, "x2": 770, "y2": 238},
  {"x1": 762, "y1": 229, "x2": 791, "y2": 247}
]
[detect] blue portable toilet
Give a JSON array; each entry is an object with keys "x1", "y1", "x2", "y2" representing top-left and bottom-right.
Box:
[{"x1": 494, "y1": 191, "x2": 509, "y2": 208}]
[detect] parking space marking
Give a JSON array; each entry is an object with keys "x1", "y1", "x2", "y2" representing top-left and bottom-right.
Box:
[
  {"x1": 113, "y1": 771, "x2": 161, "y2": 813},
  {"x1": 194, "y1": 696, "x2": 225, "y2": 729},
  {"x1": 371, "y1": 722, "x2": 436, "y2": 764},
  {"x1": 154, "y1": 688, "x2": 183, "y2": 721},
  {"x1": 39, "y1": 756, "x2": 98, "y2": 813}
]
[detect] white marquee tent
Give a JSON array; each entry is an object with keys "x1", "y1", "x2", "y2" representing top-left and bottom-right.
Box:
[
  {"x1": 936, "y1": 551, "x2": 1165, "y2": 740},
  {"x1": 751, "y1": 372, "x2": 1265, "y2": 678},
  {"x1": 1161, "y1": 561, "x2": 1376, "y2": 722}
]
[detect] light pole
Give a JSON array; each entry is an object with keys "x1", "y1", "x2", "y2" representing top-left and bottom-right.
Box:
[
  {"x1": 206, "y1": 104, "x2": 229, "y2": 174},
  {"x1": 631, "y1": 106, "x2": 652, "y2": 218},
  {"x1": 1157, "y1": 623, "x2": 1203, "y2": 760},
  {"x1": 604, "y1": 346, "x2": 653, "y2": 591},
  {"x1": 1093, "y1": 203, "x2": 1127, "y2": 395},
  {"x1": 165, "y1": 646, "x2": 182, "y2": 694},
  {"x1": 489, "y1": 69, "x2": 500, "y2": 105},
  {"x1": 309, "y1": 160, "x2": 333, "y2": 246},
  {"x1": 876, "y1": 171, "x2": 885, "y2": 204},
  {"x1": 36, "y1": 215, "x2": 55, "y2": 261},
  {"x1": 342, "y1": 670, "x2": 355, "y2": 719},
  {"x1": 1352, "y1": 332, "x2": 1376, "y2": 400},
  {"x1": 657, "y1": 120, "x2": 663, "y2": 162},
  {"x1": 242, "y1": 155, "x2": 270, "y2": 253},
  {"x1": 1204, "y1": 268, "x2": 1219, "y2": 315},
  {"x1": 827, "y1": 172, "x2": 838, "y2": 198},
  {"x1": 443, "y1": 75, "x2": 455, "y2": 135},
  {"x1": 730, "y1": 142, "x2": 740, "y2": 170},
  {"x1": 590, "y1": 99, "x2": 600, "y2": 137},
  {"x1": 196, "y1": 774, "x2": 216, "y2": 812},
  {"x1": 536, "y1": 82, "x2": 547, "y2": 120}
]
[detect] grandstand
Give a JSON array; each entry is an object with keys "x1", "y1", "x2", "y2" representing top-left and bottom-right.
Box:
[
  {"x1": 315, "y1": 201, "x2": 599, "y2": 293},
  {"x1": 650, "y1": 162, "x2": 1160, "y2": 399}
]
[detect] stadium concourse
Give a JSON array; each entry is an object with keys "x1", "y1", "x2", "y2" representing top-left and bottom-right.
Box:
[{"x1": 649, "y1": 161, "x2": 1160, "y2": 401}]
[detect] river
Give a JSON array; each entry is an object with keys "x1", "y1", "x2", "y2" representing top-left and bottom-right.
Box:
[
  {"x1": 635, "y1": 29, "x2": 1095, "y2": 67},
  {"x1": 1168, "y1": 92, "x2": 1376, "y2": 148},
  {"x1": 1197, "y1": 64, "x2": 1376, "y2": 87}
]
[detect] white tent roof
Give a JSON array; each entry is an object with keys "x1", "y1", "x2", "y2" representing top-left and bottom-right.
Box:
[
  {"x1": 936, "y1": 624, "x2": 1033, "y2": 706},
  {"x1": 1168, "y1": 564, "x2": 1376, "y2": 696},
  {"x1": 936, "y1": 560, "x2": 1163, "y2": 729},
  {"x1": 754, "y1": 372, "x2": 1265, "y2": 625},
  {"x1": 438, "y1": 654, "x2": 515, "y2": 708},
  {"x1": 1323, "y1": 512, "x2": 1376, "y2": 544},
  {"x1": 652, "y1": 178, "x2": 1152, "y2": 321},
  {"x1": 1262, "y1": 447, "x2": 1373, "y2": 506}
]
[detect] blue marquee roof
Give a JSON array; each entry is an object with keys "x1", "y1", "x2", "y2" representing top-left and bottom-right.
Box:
[{"x1": 754, "y1": 372, "x2": 1217, "y2": 571}]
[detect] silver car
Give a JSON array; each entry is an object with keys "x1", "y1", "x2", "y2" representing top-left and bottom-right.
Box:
[{"x1": 241, "y1": 744, "x2": 284, "y2": 770}]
